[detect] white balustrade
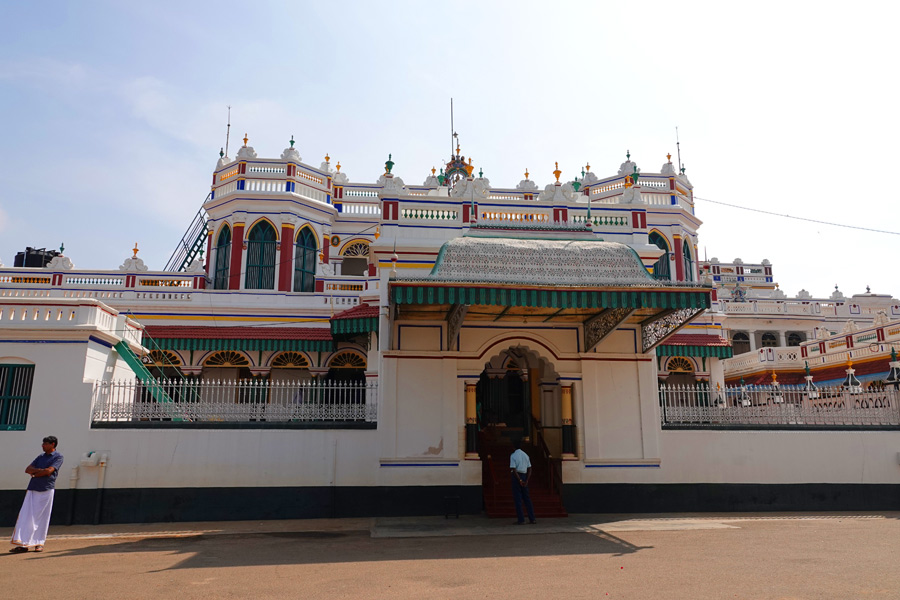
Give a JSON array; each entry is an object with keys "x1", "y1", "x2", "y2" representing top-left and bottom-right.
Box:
[{"x1": 341, "y1": 203, "x2": 380, "y2": 215}]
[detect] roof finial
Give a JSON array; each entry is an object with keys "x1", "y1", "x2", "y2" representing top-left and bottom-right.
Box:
[
  {"x1": 553, "y1": 162, "x2": 561, "y2": 183},
  {"x1": 626, "y1": 149, "x2": 631, "y2": 160},
  {"x1": 866, "y1": 285, "x2": 871, "y2": 293},
  {"x1": 289, "y1": 135, "x2": 295, "y2": 148},
  {"x1": 667, "y1": 153, "x2": 672, "y2": 162},
  {"x1": 581, "y1": 167, "x2": 586, "y2": 178},
  {"x1": 524, "y1": 168, "x2": 529, "y2": 180},
  {"x1": 59, "y1": 243, "x2": 65, "y2": 255},
  {"x1": 132, "y1": 243, "x2": 139, "y2": 258},
  {"x1": 456, "y1": 143, "x2": 461, "y2": 155},
  {"x1": 464, "y1": 158, "x2": 474, "y2": 177},
  {"x1": 219, "y1": 147, "x2": 224, "y2": 158},
  {"x1": 478, "y1": 167, "x2": 483, "y2": 178},
  {"x1": 585, "y1": 162, "x2": 591, "y2": 172},
  {"x1": 324, "y1": 153, "x2": 330, "y2": 163},
  {"x1": 431, "y1": 166, "x2": 436, "y2": 176},
  {"x1": 385, "y1": 153, "x2": 394, "y2": 174},
  {"x1": 243, "y1": 133, "x2": 248, "y2": 147},
  {"x1": 438, "y1": 168, "x2": 446, "y2": 186},
  {"x1": 336, "y1": 161, "x2": 341, "y2": 172}
]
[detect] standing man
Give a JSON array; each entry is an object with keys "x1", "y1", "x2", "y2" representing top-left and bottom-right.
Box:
[
  {"x1": 9, "y1": 436, "x2": 64, "y2": 553},
  {"x1": 510, "y1": 438, "x2": 536, "y2": 525}
]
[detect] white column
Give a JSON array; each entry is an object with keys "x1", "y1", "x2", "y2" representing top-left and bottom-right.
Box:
[
  {"x1": 778, "y1": 331, "x2": 787, "y2": 347},
  {"x1": 749, "y1": 331, "x2": 757, "y2": 351}
]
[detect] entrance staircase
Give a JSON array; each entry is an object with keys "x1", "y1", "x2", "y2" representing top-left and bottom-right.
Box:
[{"x1": 480, "y1": 423, "x2": 567, "y2": 519}]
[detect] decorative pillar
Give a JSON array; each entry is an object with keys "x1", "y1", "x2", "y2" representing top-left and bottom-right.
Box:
[
  {"x1": 778, "y1": 331, "x2": 787, "y2": 347},
  {"x1": 673, "y1": 234, "x2": 684, "y2": 281},
  {"x1": 749, "y1": 331, "x2": 758, "y2": 352},
  {"x1": 279, "y1": 221, "x2": 295, "y2": 292},
  {"x1": 465, "y1": 382, "x2": 479, "y2": 459},
  {"x1": 229, "y1": 222, "x2": 245, "y2": 290},
  {"x1": 204, "y1": 225, "x2": 214, "y2": 274},
  {"x1": 561, "y1": 384, "x2": 576, "y2": 459}
]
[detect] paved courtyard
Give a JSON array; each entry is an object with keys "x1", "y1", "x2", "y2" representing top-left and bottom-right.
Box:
[{"x1": 2, "y1": 513, "x2": 898, "y2": 599}]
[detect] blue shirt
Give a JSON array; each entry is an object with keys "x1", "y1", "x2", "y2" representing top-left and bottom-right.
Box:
[
  {"x1": 27, "y1": 451, "x2": 64, "y2": 492},
  {"x1": 509, "y1": 448, "x2": 531, "y2": 474}
]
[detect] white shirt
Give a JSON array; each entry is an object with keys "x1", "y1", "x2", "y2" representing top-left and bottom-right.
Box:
[{"x1": 509, "y1": 448, "x2": 532, "y2": 474}]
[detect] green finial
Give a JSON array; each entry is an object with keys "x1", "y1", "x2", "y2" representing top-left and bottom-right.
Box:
[
  {"x1": 740, "y1": 375, "x2": 745, "y2": 386},
  {"x1": 219, "y1": 147, "x2": 224, "y2": 158},
  {"x1": 478, "y1": 168, "x2": 483, "y2": 178},
  {"x1": 632, "y1": 165, "x2": 640, "y2": 184},
  {"x1": 572, "y1": 177, "x2": 581, "y2": 192},
  {"x1": 59, "y1": 243, "x2": 65, "y2": 254},
  {"x1": 289, "y1": 135, "x2": 295, "y2": 148},
  {"x1": 438, "y1": 168, "x2": 446, "y2": 186},
  {"x1": 892, "y1": 347, "x2": 898, "y2": 361},
  {"x1": 581, "y1": 168, "x2": 586, "y2": 178},
  {"x1": 199, "y1": 248, "x2": 205, "y2": 259},
  {"x1": 626, "y1": 149, "x2": 631, "y2": 160},
  {"x1": 680, "y1": 165, "x2": 686, "y2": 175},
  {"x1": 804, "y1": 361, "x2": 811, "y2": 376},
  {"x1": 385, "y1": 153, "x2": 394, "y2": 174}
]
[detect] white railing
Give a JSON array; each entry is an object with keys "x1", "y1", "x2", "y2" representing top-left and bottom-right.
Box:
[
  {"x1": 659, "y1": 383, "x2": 899, "y2": 427},
  {"x1": 91, "y1": 378, "x2": 378, "y2": 425},
  {"x1": 341, "y1": 202, "x2": 380, "y2": 215},
  {"x1": 401, "y1": 208, "x2": 459, "y2": 221}
]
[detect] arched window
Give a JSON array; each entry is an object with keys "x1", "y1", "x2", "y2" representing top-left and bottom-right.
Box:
[
  {"x1": 761, "y1": 332, "x2": 778, "y2": 347},
  {"x1": 245, "y1": 221, "x2": 277, "y2": 290},
  {"x1": 682, "y1": 241, "x2": 694, "y2": 282},
  {"x1": 341, "y1": 242, "x2": 370, "y2": 277},
  {"x1": 294, "y1": 228, "x2": 317, "y2": 293},
  {"x1": 649, "y1": 232, "x2": 670, "y2": 281},
  {"x1": 732, "y1": 332, "x2": 751, "y2": 355},
  {"x1": 213, "y1": 226, "x2": 231, "y2": 290},
  {"x1": 787, "y1": 332, "x2": 804, "y2": 346}
]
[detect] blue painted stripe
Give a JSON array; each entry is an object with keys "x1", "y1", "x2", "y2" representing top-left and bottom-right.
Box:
[
  {"x1": 0, "y1": 340, "x2": 88, "y2": 344},
  {"x1": 380, "y1": 463, "x2": 459, "y2": 467},
  {"x1": 88, "y1": 335, "x2": 114, "y2": 348}
]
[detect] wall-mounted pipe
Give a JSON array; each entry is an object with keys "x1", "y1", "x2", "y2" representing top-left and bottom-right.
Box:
[{"x1": 93, "y1": 453, "x2": 109, "y2": 525}]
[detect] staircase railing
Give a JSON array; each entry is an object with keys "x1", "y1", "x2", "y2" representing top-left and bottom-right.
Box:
[
  {"x1": 532, "y1": 416, "x2": 562, "y2": 497},
  {"x1": 164, "y1": 201, "x2": 210, "y2": 272}
]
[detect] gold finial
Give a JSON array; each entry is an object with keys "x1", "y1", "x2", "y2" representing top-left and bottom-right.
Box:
[
  {"x1": 771, "y1": 371, "x2": 778, "y2": 382},
  {"x1": 325, "y1": 153, "x2": 330, "y2": 163},
  {"x1": 464, "y1": 158, "x2": 474, "y2": 177},
  {"x1": 456, "y1": 143, "x2": 461, "y2": 154},
  {"x1": 336, "y1": 162, "x2": 341, "y2": 172},
  {"x1": 848, "y1": 360, "x2": 854, "y2": 369},
  {"x1": 667, "y1": 153, "x2": 672, "y2": 162},
  {"x1": 132, "y1": 243, "x2": 139, "y2": 258},
  {"x1": 585, "y1": 162, "x2": 591, "y2": 172},
  {"x1": 374, "y1": 225, "x2": 381, "y2": 240},
  {"x1": 243, "y1": 133, "x2": 248, "y2": 147},
  {"x1": 431, "y1": 166, "x2": 436, "y2": 176},
  {"x1": 524, "y1": 168, "x2": 529, "y2": 180},
  {"x1": 553, "y1": 162, "x2": 561, "y2": 183}
]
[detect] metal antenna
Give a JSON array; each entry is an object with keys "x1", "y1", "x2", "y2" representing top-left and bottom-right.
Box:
[
  {"x1": 225, "y1": 106, "x2": 232, "y2": 157},
  {"x1": 450, "y1": 98, "x2": 455, "y2": 156},
  {"x1": 676, "y1": 126, "x2": 682, "y2": 174}
]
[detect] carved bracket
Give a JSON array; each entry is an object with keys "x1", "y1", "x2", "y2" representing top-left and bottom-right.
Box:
[
  {"x1": 447, "y1": 303, "x2": 469, "y2": 349},
  {"x1": 640, "y1": 307, "x2": 705, "y2": 353},
  {"x1": 584, "y1": 308, "x2": 634, "y2": 351}
]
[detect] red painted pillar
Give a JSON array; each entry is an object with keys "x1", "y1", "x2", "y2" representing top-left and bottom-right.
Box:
[
  {"x1": 229, "y1": 223, "x2": 245, "y2": 290},
  {"x1": 204, "y1": 228, "x2": 213, "y2": 273},
  {"x1": 279, "y1": 223, "x2": 294, "y2": 292},
  {"x1": 673, "y1": 235, "x2": 684, "y2": 281}
]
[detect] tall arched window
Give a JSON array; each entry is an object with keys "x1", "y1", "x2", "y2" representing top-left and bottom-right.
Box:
[
  {"x1": 682, "y1": 242, "x2": 694, "y2": 282},
  {"x1": 761, "y1": 332, "x2": 778, "y2": 347},
  {"x1": 649, "y1": 232, "x2": 670, "y2": 281},
  {"x1": 732, "y1": 332, "x2": 751, "y2": 355},
  {"x1": 294, "y1": 228, "x2": 317, "y2": 293},
  {"x1": 213, "y1": 226, "x2": 231, "y2": 290},
  {"x1": 245, "y1": 221, "x2": 277, "y2": 290},
  {"x1": 787, "y1": 332, "x2": 804, "y2": 346}
]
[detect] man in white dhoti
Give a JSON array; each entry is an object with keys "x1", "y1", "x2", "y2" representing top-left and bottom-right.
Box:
[{"x1": 9, "y1": 436, "x2": 64, "y2": 553}]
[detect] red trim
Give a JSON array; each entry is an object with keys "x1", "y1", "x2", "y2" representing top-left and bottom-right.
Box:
[
  {"x1": 673, "y1": 237, "x2": 684, "y2": 281},
  {"x1": 279, "y1": 225, "x2": 294, "y2": 292},
  {"x1": 145, "y1": 325, "x2": 332, "y2": 341},
  {"x1": 663, "y1": 334, "x2": 730, "y2": 347},
  {"x1": 333, "y1": 303, "x2": 379, "y2": 320},
  {"x1": 204, "y1": 231, "x2": 213, "y2": 273},
  {"x1": 229, "y1": 223, "x2": 245, "y2": 290}
]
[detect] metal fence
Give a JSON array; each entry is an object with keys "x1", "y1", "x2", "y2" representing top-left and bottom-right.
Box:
[
  {"x1": 660, "y1": 383, "x2": 899, "y2": 427},
  {"x1": 91, "y1": 378, "x2": 378, "y2": 425}
]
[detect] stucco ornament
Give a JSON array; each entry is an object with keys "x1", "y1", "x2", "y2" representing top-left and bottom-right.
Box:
[
  {"x1": 581, "y1": 169, "x2": 599, "y2": 187},
  {"x1": 841, "y1": 319, "x2": 859, "y2": 334},
  {"x1": 660, "y1": 155, "x2": 677, "y2": 176},
  {"x1": 795, "y1": 289, "x2": 812, "y2": 299},
  {"x1": 118, "y1": 256, "x2": 148, "y2": 272},
  {"x1": 378, "y1": 173, "x2": 407, "y2": 195},
  {"x1": 873, "y1": 310, "x2": 890, "y2": 326},
  {"x1": 617, "y1": 151, "x2": 640, "y2": 177},
  {"x1": 830, "y1": 285, "x2": 846, "y2": 302},
  {"x1": 216, "y1": 154, "x2": 232, "y2": 170},
  {"x1": 45, "y1": 255, "x2": 74, "y2": 270},
  {"x1": 186, "y1": 257, "x2": 205, "y2": 273},
  {"x1": 538, "y1": 183, "x2": 568, "y2": 203},
  {"x1": 450, "y1": 177, "x2": 489, "y2": 199},
  {"x1": 516, "y1": 177, "x2": 538, "y2": 192},
  {"x1": 620, "y1": 183, "x2": 644, "y2": 204},
  {"x1": 281, "y1": 145, "x2": 301, "y2": 162},
  {"x1": 236, "y1": 145, "x2": 257, "y2": 160},
  {"x1": 318, "y1": 262, "x2": 333, "y2": 276},
  {"x1": 332, "y1": 170, "x2": 349, "y2": 185}
]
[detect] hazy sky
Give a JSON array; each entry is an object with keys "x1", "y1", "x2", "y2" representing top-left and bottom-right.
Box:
[{"x1": 1, "y1": 1, "x2": 897, "y2": 299}]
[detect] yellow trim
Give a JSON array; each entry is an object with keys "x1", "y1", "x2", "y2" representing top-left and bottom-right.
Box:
[
  {"x1": 339, "y1": 238, "x2": 370, "y2": 255},
  {"x1": 295, "y1": 224, "x2": 319, "y2": 248},
  {"x1": 246, "y1": 216, "x2": 280, "y2": 241},
  {"x1": 216, "y1": 222, "x2": 232, "y2": 244},
  {"x1": 648, "y1": 229, "x2": 670, "y2": 250},
  {"x1": 281, "y1": 222, "x2": 296, "y2": 230}
]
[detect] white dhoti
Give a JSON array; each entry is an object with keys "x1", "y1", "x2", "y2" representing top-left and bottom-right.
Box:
[{"x1": 11, "y1": 489, "x2": 55, "y2": 547}]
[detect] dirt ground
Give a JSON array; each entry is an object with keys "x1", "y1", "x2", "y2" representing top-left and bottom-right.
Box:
[{"x1": 2, "y1": 513, "x2": 898, "y2": 599}]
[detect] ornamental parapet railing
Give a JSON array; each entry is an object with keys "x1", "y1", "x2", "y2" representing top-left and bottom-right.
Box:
[
  {"x1": 91, "y1": 378, "x2": 378, "y2": 428},
  {"x1": 659, "y1": 383, "x2": 899, "y2": 428}
]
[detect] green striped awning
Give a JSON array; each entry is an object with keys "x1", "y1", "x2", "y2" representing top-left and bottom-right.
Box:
[
  {"x1": 391, "y1": 285, "x2": 711, "y2": 311},
  {"x1": 331, "y1": 317, "x2": 379, "y2": 336},
  {"x1": 656, "y1": 345, "x2": 733, "y2": 358}
]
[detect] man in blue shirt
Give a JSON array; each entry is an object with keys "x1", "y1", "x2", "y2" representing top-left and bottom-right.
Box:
[
  {"x1": 9, "y1": 436, "x2": 64, "y2": 553},
  {"x1": 509, "y1": 439, "x2": 536, "y2": 525}
]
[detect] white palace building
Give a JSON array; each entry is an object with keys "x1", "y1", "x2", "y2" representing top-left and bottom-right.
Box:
[{"x1": 1, "y1": 135, "x2": 898, "y2": 525}]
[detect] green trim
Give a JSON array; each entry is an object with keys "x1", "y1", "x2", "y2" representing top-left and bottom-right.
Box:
[
  {"x1": 150, "y1": 338, "x2": 334, "y2": 352},
  {"x1": 391, "y1": 284, "x2": 711, "y2": 311},
  {"x1": 114, "y1": 341, "x2": 181, "y2": 420},
  {"x1": 331, "y1": 317, "x2": 379, "y2": 336},
  {"x1": 656, "y1": 345, "x2": 733, "y2": 358}
]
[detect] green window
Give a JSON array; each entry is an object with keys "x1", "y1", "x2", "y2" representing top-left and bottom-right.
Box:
[
  {"x1": 213, "y1": 226, "x2": 231, "y2": 290},
  {"x1": 0, "y1": 364, "x2": 34, "y2": 431},
  {"x1": 245, "y1": 221, "x2": 277, "y2": 290},
  {"x1": 293, "y1": 228, "x2": 318, "y2": 293},
  {"x1": 682, "y1": 242, "x2": 694, "y2": 282},
  {"x1": 649, "y1": 232, "x2": 671, "y2": 281}
]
